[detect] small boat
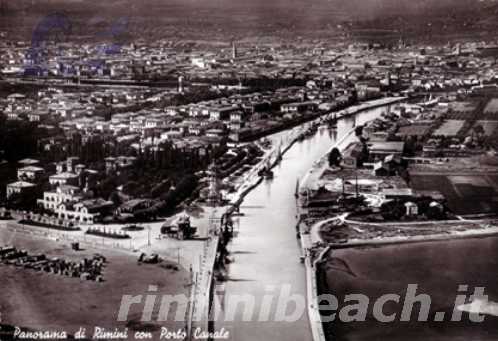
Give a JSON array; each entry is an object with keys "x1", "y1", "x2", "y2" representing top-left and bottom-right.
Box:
[
  {"x1": 262, "y1": 160, "x2": 274, "y2": 179},
  {"x1": 294, "y1": 178, "x2": 300, "y2": 198},
  {"x1": 263, "y1": 170, "x2": 274, "y2": 179},
  {"x1": 329, "y1": 114, "x2": 338, "y2": 129}
]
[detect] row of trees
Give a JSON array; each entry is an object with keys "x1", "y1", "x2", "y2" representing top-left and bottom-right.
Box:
[{"x1": 0, "y1": 116, "x2": 43, "y2": 162}]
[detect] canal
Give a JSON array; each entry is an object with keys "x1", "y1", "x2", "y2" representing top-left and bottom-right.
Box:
[{"x1": 217, "y1": 103, "x2": 395, "y2": 341}]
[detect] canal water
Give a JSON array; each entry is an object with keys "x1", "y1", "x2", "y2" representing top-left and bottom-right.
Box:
[{"x1": 217, "y1": 104, "x2": 394, "y2": 341}]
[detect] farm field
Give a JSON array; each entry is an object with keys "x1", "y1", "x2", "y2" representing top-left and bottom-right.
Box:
[
  {"x1": 446, "y1": 101, "x2": 477, "y2": 120},
  {"x1": 411, "y1": 174, "x2": 498, "y2": 215},
  {"x1": 433, "y1": 119, "x2": 465, "y2": 137},
  {"x1": 396, "y1": 124, "x2": 431, "y2": 138},
  {"x1": 446, "y1": 112, "x2": 474, "y2": 120}
]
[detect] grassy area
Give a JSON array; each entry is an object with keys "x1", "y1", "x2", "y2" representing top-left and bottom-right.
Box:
[
  {"x1": 433, "y1": 119, "x2": 465, "y2": 137},
  {"x1": 318, "y1": 219, "x2": 489, "y2": 244}
]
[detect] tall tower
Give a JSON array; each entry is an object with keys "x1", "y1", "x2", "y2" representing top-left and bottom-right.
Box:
[
  {"x1": 178, "y1": 75, "x2": 184, "y2": 94},
  {"x1": 232, "y1": 40, "x2": 237, "y2": 60},
  {"x1": 207, "y1": 163, "x2": 222, "y2": 207},
  {"x1": 398, "y1": 36, "x2": 405, "y2": 50}
]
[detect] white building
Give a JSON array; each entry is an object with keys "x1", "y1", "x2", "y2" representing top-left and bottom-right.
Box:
[
  {"x1": 17, "y1": 166, "x2": 45, "y2": 181},
  {"x1": 281, "y1": 101, "x2": 317, "y2": 113},
  {"x1": 49, "y1": 172, "x2": 79, "y2": 186},
  {"x1": 37, "y1": 186, "x2": 112, "y2": 224},
  {"x1": 38, "y1": 185, "x2": 81, "y2": 211},
  {"x1": 405, "y1": 202, "x2": 419, "y2": 216},
  {"x1": 6, "y1": 181, "x2": 36, "y2": 198}
]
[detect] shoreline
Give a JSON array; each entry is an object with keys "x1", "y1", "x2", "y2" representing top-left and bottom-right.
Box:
[{"x1": 327, "y1": 225, "x2": 498, "y2": 250}]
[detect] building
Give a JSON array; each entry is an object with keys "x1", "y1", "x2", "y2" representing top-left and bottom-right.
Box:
[
  {"x1": 49, "y1": 172, "x2": 79, "y2": 186},
  {"x1": 6, "y1": 181, "x2": 36, "y2": 198},
  {"x1": 104, "y1": 156, "x2": 137, "y2": 174},
  {"x1": 209, "y1": 106, "x2": 239, "y2": 121},
  {"x1": 281, "y1": 101, "x2": 317, "y2": 113},
  {"x1": 342, "y1": 155, "x2": 358, "y2": 168},
  {"x1": 380, "y1": 188, "x2": 414, "y2": 199},
  {"x1": 368, "y1": 141, "x2": 405, "y2": 161},
  {"x1": 117, "y1": 199, "x2": 154, "y2": 216},
  {"x1": 18, "y1": 158, "x2": 40, "y2": 167},
  {"x1": 373, "y1": 161, "x2": 391, "y2": 176},
  {"x1": 405, "y1": 202, "x2": 418, "y2": 216},
  {"x1": 38, "y1": 185, "x2": 81, "y2": 211},
  {"x1": 17, "y1": 166, "x2": 45, "y2": 182},
  {"x1": 37, "y1": 186, "x2": 112, "y2": 224},
  {"x1": 373, "y1": 154, "x2": 403, "y2": 176},
  {"x1": 341, "y1": 143, "x2": 365, "y2": 169},
  {"x1": 58, "y1": 199, "x2": 113, "y2": 224},
  {"x1": 27, "y1": 111, "x2": 50, "y2": 123},
  {"x1": 66, "y1": 157, "x2": 80, "y2": 173}
]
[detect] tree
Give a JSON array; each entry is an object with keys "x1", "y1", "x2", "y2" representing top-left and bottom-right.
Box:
[
  {"x1": 328, "y1": 147, "x2": 342, "y2": 167},
  {"x1": 473, "y1": 124, "x2": 486, "y2": 147},
  {"x1": 403, "y1": 136, "x2": 417, "y2": 157},
  {"x1": 357, "y1": 142, "x2": 370, "y2": 167},
  {"x1": 426, "y1": 205, "x2": 446, "y2": 220},
  {"x1": 473, "y1": 124, "x2": 485, "y2": 137},
  {"x1": 355, "y1": 125, "x2": 364, "y2": 138},
  {"x1": 109, "y1": 191, "x2": 123, "y2": 206},
  {"x1": 381, "y1": 200, "x2": 405, "y2": 220}
]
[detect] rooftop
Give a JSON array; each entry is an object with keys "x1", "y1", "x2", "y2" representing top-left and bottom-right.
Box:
[
  {"x1": 8, "y1": 181, "x2": 36, "y2": 188},
  {"x1": 368, "y1": 141, "x2": 405, "y2": 153}
]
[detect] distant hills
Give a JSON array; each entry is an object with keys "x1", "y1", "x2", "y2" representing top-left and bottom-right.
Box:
[{"x1": 1, "y1": 0, "x2": 498, "y2": 43}]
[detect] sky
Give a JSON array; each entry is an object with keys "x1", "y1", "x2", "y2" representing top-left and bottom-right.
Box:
[{"x1": 0, "y1": 0, "x2": 492, "y2": 42}]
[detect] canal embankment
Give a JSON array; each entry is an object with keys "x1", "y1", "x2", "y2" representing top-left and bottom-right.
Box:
[{"x1": 192, "y1": 96, "x2": 406, "y2": 341}]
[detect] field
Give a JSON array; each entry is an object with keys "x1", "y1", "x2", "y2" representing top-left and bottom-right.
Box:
[
  {"x1": 396, "y1": 124, "x2": 431, "y2": 137},
  {"x1": 433, "y1": 120, "x2": 465, "y2": 137},
  {"x1": 0, "y1": 227, "x2": 189, "y2": 338},
  {"x1": 446, "y1": 112, "x2": 474, "y2": 120},
  {"x1": 446, "y1": 101, "x2": 477, "y2": 120},
  {"x1": 411, "y1": 174, "x2": 498, "y2": 215},
  {"x1": 449, "y1": 101, "x2": 477, "y2": 113}
]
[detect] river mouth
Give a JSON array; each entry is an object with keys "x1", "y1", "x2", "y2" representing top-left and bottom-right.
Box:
[{"x1": 320, "y1": 236, "x2": 498, "y2": 341}]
